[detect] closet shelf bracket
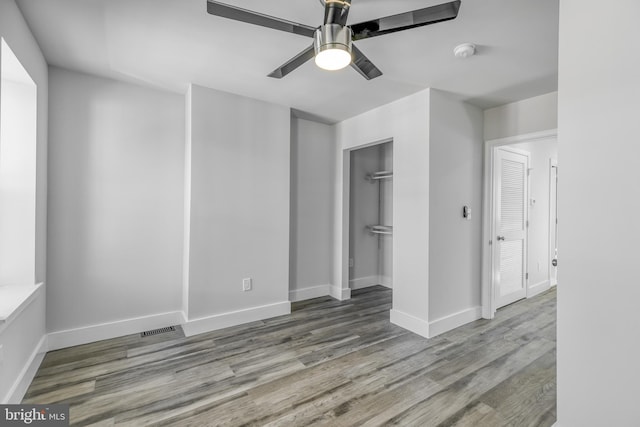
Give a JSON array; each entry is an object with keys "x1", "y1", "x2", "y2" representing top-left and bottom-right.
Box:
[
  {"x1": 366, "y1": 171, "x2": 393, "y2": 181},
  {"x1": 367, "y1": 225, "x2": 393, "y2": 235}
]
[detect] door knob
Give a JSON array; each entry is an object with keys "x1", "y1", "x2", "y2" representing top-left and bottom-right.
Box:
[{"x1": 497, "y1": 236, "x2": 505, "y2": 241}]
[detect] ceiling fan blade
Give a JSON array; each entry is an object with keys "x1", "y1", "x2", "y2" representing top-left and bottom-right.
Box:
[
  {"x1": 324, "y1": 0, "x2": 352, "y2": 26},
  {"x1": 268, "y1": 45, "x2": 316, "y2": 79},
  {"x1": 207, "y1": 1, "x2": 317, "y2": 38},
  {"x1": 351, "y1": 45, "x2": 383, "y2": 80},
  {"x1": 351, "y1": 0, "x2": 461, "y2": 41}
]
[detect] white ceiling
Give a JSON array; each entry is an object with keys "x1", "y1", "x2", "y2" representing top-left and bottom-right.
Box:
[{"x1": 16, "y1": 0, "x2": 559, "y2": 123}]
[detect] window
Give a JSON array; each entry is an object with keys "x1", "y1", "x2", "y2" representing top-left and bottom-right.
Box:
[{"x1": 0, "y1": 38, "x2": 38, "y2": 321}]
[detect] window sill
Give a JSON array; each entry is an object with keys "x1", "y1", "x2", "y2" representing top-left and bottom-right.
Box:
[{"x1": 0, "y1": 283, "x2": 43, "y2": 330}]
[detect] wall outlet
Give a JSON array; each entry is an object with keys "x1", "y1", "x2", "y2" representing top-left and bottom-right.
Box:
[
  {"x1": 242, "y1": 278, "x2": 252, "y2": 292},
  {"x1": 349, "y1": 258, "x2": 354, "y2": 268}
]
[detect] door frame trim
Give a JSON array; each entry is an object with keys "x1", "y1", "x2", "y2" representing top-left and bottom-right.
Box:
[
  {"x1": 340, "y1": 137, "x2": 394, "y2": 300},
  {"x1": 549, "y1": 158, "x2": 559, "y2": 287},
  {"x1": 481, "y1": 129, "x2": 558, "y2": 319}
]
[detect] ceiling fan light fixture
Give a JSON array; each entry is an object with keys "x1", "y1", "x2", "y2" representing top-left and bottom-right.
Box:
[
  {"x1": 314, "y1": 24, "x2": 353, "y2": 71},
  {"x1": 315, "y1": 47, "x2": 352, "y2": 71}
]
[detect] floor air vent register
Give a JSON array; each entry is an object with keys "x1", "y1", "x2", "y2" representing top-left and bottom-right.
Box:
[{"x1": 141, "y1": 326, "x2": 176, "y2": 337}]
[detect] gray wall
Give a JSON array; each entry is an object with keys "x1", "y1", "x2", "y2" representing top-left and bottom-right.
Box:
[
  {"x1": 428, "y1": 90, "x2": 483, "y2": 322},
  {"x1": 289, "y1": 118, "x2": 335, "y2": 298},
  {"x1": 186, "y1": 84, "x2": 290, "y2": 319},
  {"x1": 484, "y1": 92, "x2": 557, "y2": 140},
  {"x1": 557, "y1": 1, "x2": 640, "y2": 425},
  {"x1": 47, "y1": 67, "x2": 185, "y2": 332}
]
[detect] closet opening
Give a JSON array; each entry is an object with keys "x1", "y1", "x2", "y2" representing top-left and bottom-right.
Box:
[{"x1": 348, "y1": 140, "x2": 393, "y2": 293}]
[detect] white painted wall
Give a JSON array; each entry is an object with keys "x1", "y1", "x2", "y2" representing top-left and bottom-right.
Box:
[
  {"x1": 0, "y1": 0, "x2": 48, "y2": 404},
  {"x1": 510, "y1": 138, "x2": 557, "y2": 291},
  {"x1": 336, "y1": 90, "x2": 430, "y2": 335},
  {"x1": 484, "y1": 92, "x2": 558, "y2": 140},
  {"x1": 428, "y1": 90, "x2": 483, "y2": 323},
  {"x1": 185, "y1": 84, "x2": 290, "y2": 321},
  {"x1": 557, "y1": 0, "x2": 640, "y2": 425},
  {"x1": 0, "y1": 78, "x2": 36, "y2": 287},
  {"x1": 289, "y1": 118, "x2": 336, "y2": 301},
  {"x1": 47, "y1": 67, "x2": 185, "y2": 333}
]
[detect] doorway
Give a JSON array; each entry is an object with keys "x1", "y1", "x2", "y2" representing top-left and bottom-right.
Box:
[
  {"x1": 348, "y1": 141, "x2": 393, "y2": 292},
  {"x1": 481, "y1": 130, "x2": 558, "y2": 318}
]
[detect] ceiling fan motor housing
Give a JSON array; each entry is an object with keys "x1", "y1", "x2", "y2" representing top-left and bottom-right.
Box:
[{"x1": 314, "y1": 24, "x2": 353, "y2": 58}]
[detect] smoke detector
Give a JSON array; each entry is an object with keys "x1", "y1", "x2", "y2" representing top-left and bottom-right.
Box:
[{"x1": 453, "y1": 43, "x2": 476, "y2": 58}]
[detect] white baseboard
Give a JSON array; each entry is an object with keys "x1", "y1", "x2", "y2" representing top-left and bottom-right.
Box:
[
  {"x1": 528, "y1": 279, "x2": 551, "y2": 298},
  {"x1": 349, "y1": 276, "x2": 379, "y2": 290},
  {"x1": 349, "y1": 276, "x2": 393, "y2": 290},
  {"x1": 329, "y1": 285, "x2": 351, "y2": 301},
  {"x1": 4, "y1": 335, "x2": 47, "y2": 404},
  {"x1": 429, "y1": 306, "x2": 482, "y2": 338},
  {"x1": 390, "y1": 309, "x2": 430, "y2": 339},
  {"x1": 47, "y1": 311, "x2": 185, "y2": 351},
  {"x1": 378, "y1": 275, "x2": 393, "y2": 289},
  {"x1": 289, "y1": 284, "x2": 331, "y2": 302},
  {"x1": 182, "y1": 301, "x2": 291, "y2": 337}
]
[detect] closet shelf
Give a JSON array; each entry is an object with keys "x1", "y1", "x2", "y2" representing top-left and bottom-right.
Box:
[
  {"x1": 367, "y1": 225, "x2": 393, "y2": 235},
  {"x1": 366, "y1": 171, "x2": 393, "y2": 181}
]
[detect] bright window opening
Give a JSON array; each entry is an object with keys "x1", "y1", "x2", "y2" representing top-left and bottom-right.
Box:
[{"x1": 0, "y1": 38, "x2": 39, "y2": 322}]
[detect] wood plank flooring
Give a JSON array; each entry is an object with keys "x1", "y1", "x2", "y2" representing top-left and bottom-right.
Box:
[{"x1": 24, "y1": 286, "x2": 556, "y2": 426}]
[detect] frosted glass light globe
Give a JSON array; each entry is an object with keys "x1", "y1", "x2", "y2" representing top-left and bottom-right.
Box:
[{"x1": 315, "y1": 48, "x2": 352, "y2": 71}]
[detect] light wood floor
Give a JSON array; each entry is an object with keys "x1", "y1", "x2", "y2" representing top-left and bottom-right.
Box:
[{"x1": 24, "y1": 286, "x2": 556, "y2": 426}]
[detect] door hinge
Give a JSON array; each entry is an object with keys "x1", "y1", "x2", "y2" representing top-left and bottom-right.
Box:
[
  {"x1": 526, "y1": 272, "x2": 529, "y2": 280},
  {"x1": 526, "y1": 220, "x2": 529, "y2": 228}
]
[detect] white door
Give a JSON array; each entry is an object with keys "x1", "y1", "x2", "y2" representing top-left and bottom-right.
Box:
[{"x1": 493, "y1": 147, "x2": 529, "y2": 308}]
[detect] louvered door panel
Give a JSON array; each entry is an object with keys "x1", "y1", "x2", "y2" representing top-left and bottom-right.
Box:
[
  {"x1": 500, "y1": 159, "x2": 525, "y2": 233},
  {"x1": 494, "y1": 148, "x2": 529, "y2": 308}
]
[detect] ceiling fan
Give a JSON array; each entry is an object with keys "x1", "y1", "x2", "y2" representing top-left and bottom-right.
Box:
[{"x1": 206, "y1": 0, "x2": 461, "y2": 80}]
